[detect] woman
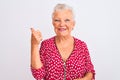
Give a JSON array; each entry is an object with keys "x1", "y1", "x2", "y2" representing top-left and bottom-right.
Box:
[{"x1": 31, "y1": 4, "x2": 95, "y2": 80}]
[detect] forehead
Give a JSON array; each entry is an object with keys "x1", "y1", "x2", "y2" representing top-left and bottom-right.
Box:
[{"x1": 53, "y1": 10, "x2": 73, "y2": 19}]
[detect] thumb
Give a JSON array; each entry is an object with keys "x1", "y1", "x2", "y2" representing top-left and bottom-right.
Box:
[{"x1": 30, "y1": 28, "x2": 35, "y2": 33}]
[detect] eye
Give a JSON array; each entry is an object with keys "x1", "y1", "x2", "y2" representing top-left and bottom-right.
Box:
[
  {"x1": 54, "y1": 19, "x2": 60, "y2": 22},
  {"x1": 65, "y1": 19, "x2": 70, "y2": 22}
]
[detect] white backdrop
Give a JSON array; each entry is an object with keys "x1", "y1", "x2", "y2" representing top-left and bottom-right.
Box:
[{"x1": 0, "y1": 0, "x2": 120, "y2": 80}]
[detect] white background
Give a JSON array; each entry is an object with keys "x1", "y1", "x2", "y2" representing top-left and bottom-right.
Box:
[{"x1": 0, "y1": 0, "x2": 120, "y2": 80}]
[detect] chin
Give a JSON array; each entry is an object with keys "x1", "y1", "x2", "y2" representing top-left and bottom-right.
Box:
[{"x1": 57, "y1": 34, "x2": 71, "y2": 37}]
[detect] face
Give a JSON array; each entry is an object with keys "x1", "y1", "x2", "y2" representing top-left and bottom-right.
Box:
[{"x1": 52, "y1": 10, "x2": 75, "y2": 37}]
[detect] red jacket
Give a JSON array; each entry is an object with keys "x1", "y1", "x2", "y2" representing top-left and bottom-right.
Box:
[{"x1": 31, "y1": 37, "x2": 95, "y2": 80}]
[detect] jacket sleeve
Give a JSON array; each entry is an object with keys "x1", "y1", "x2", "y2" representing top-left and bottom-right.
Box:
[
  {"x1": 31, "y1": 41, "x2": 46, "y2": 80},
  {"x1": 31, "y1": 66, "x2": 45, "y2": 80},
  {"x1": 83, "y1": 42, "x2": 95, "y2": 80}
]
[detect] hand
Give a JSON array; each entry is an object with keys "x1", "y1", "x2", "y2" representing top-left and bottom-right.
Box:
[
  {"x1": 31, "y1": 28, "x2": 42, "y2": 46},
  {"x1": 74, "y1": 78, "x2": 85, "y2": 80},
  {"x1": 74, "y1": 77, "x2": 87, "y2": 80}
]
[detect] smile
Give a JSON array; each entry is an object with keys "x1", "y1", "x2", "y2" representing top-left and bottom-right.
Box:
[{"x1": 58, "y1": 28, "x2": 66, "y2": 32}]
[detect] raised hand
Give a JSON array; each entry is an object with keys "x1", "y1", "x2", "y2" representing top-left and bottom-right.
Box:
[{"x1": 31, "y1": 28, "x2": 42, "y2": 46}]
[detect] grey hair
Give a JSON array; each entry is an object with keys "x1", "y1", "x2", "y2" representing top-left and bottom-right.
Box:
[{"x1": 52, "y1": 4, "x2": 75, "y2": 20}]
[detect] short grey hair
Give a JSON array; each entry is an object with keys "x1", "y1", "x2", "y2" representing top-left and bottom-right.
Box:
[{"x1": 52, "y1": 4, "x2": 75, "y2": 20}]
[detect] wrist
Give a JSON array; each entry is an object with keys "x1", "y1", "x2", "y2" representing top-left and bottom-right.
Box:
[
  {"x1": 31, "y1": 43, "x2": 39, "y2": 47},
  {"x1": 83, "y1": 77, "x2": 88, "y2": 80}
]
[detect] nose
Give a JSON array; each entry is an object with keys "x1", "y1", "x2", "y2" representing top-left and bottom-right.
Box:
[{"x1": 60, "y1": 20, "x2": 65, "y2": 27}]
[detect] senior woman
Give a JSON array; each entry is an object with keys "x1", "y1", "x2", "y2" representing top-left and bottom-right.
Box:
[{"x1": 31, "y1": 4, "x2": 95, "y2": 80}]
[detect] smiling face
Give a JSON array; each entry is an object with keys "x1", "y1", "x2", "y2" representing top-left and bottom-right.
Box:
[{"x1": 52, "y1": 10, "x2": 75, "y2": 37}]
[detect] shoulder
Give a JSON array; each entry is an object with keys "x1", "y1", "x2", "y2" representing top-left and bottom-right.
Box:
[
  {"x1": 41, "y1": 36, "x2": 55, "y2": 47},
  {"x1": 74, "y1": 37, "x2": 86, "y2": 45},
  {"x1": 74, "y1": 37, "x2": 89, "y2": 56},
  {"x1": 74, "y1": 37, "x2": 88, "y2": 50}
]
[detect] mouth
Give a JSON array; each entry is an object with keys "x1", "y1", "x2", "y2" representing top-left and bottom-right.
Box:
[{"x1": 58, "y1": 28, "x2": 66, "y2": 32}]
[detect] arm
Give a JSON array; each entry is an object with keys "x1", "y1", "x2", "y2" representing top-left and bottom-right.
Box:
[
  {"x1": 83, "y1": 42, "x2": 95, "y2": 80},
  {"x1": 74, "y1": 42, "x2": 95, "y2": 80},
  {"x1": 84, "y1": 44, "x2": 95, "y2": 80},
  {"x1": 31, "y1": 28, "x2": 45, "y2": 79},
  {"x1": 31, "y1": 44, "x2": 43, "y2": 69},
  {"x1": 31, "y1": 28, "x2": 43, "y2": 69}
]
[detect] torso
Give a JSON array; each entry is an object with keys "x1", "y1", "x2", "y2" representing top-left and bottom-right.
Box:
[
  {"x1": 32, "y1": 36, "x2": 95, "y2": 80},
  {"x1": 55, "y1": 37, "x2": 74, "y2": 62}
]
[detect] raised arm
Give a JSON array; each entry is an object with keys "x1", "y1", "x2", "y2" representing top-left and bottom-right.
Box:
[{"x1": 31, "y1": 28, "x2": 43, "y2": 69}]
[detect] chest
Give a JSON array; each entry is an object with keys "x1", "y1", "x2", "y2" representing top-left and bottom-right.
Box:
[
  {"x1": 56, "y1": 43, "x2": 74, "y2": 62},
  {"x1": 44, "y1": 48, "x2": 86, "y2": 79}
]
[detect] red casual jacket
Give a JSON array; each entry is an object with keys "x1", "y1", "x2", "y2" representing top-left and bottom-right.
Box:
[{"x1": 31, "y1": 37, "x2": 95, "y2": 80}]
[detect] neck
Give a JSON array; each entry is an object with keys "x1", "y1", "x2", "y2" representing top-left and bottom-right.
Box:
[{"x1": 55, "y1": 35, "x2": 74, "y2": 44}]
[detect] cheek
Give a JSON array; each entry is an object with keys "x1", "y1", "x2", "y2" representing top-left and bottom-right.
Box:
[
  {"x1": 53, "y1": 24, "x2": 58, "y2": 31},
  {"x1": 52, "y1": 23, "x2": 56, "y2": 29},
  {"x1": 67, "y1": 24, "x2": 74, "y2": 30},
  {"x1": 70, "y1": 22, "x2": 75, "y2": 29},
  {"x1": 53, "y1": 24, "x2": 60, "y2": 31},
  {"x1": 52, "y1": 21, "x2": 55, "y2": 26},
  {"x1": 53, "y1": 24, "x2": 57, "y2": 29}
]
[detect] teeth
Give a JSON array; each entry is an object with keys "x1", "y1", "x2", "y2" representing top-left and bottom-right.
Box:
[{"x1": 58, "y1": 28, "x2": 66, "y2": 31}]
